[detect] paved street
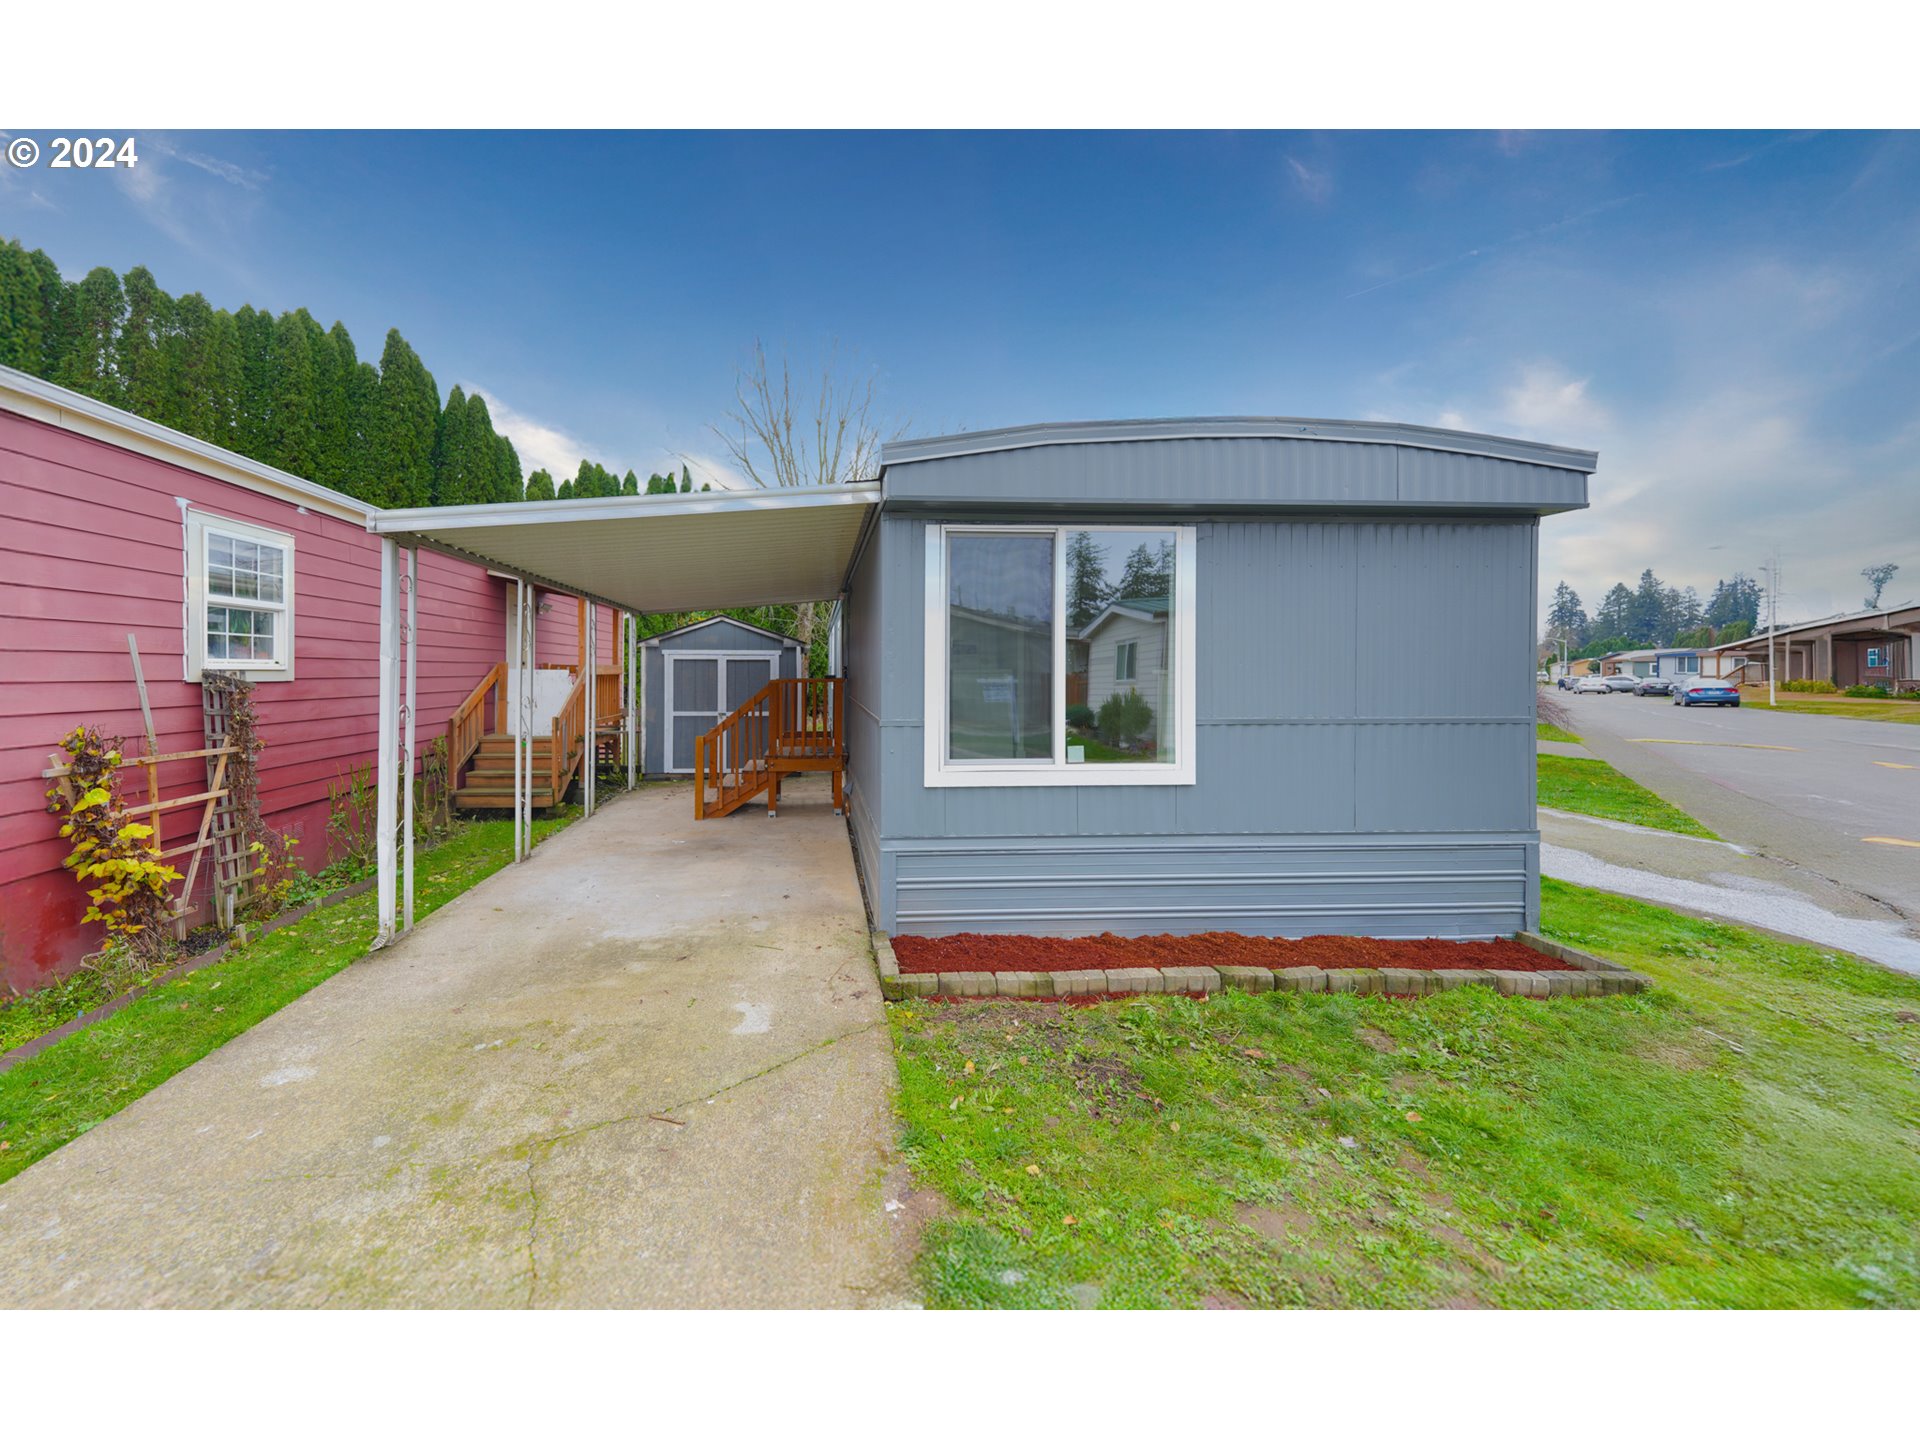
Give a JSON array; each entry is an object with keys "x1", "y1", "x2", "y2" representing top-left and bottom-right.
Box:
[{"x1": 1544, "y1": 689, "x2": 1920, "y2": 968}]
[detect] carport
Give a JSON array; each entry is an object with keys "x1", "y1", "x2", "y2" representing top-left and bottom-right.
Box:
[{"x1": 364, "y1": 483, "x2": 879, "y2": 947}]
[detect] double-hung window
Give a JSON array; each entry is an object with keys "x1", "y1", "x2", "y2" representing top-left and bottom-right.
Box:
[
  {"x1": 925, "y1": 523, "x2": 1196, "y2": 786},
  {"x1": 185, "y1": 511, "x2": 295, "y2": 681}
]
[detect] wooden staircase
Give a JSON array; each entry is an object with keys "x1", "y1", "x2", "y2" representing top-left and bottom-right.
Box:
[
  {"x1": 696, "y1": 676, "x2": 845, "y2": 819},
  {"x1": 445, "y1": 660, "x2": 625, "y2": 813}
]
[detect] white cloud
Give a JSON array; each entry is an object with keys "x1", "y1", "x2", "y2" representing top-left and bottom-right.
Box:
[
  {"x1": 468, "y1": 386, "x2": 598, "y2": 483},
  {"x1": 1498, "y1": 363, "x2": 1610, "y2": 442},
  {"x1": 1285, "y1": 154, "x2": 1331, "y2": 205}
]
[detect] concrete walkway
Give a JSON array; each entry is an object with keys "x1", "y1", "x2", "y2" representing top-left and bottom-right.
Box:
[{"x1": 0, "y1": 777, "x2": 921, "y2": 1308}]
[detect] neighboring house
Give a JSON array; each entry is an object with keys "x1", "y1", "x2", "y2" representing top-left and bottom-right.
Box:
[
  {"x1": 1600, "y1": 649, "x2": 1659, "y2": 678},
  {"x1": 1710, "y1": 604, "x2": 1920, "y2": 689},
  {"x1": 1080, "y1": 594, "x2": 1169, "y2": 735},
  {"x1": 0, "y1": 365, "x2": 614, "y2": 990}
]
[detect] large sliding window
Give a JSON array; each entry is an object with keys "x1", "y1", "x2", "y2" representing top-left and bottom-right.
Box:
[{"x1": 925, "y1": 523, "x2": 1196, "y2": 787}]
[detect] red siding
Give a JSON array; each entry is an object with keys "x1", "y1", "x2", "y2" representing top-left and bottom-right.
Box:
[{"x1": 0, "y1": 408, "x2": 603, "y2": 990}]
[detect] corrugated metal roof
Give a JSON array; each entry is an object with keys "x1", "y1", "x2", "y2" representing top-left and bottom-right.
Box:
[
  {"x1": 369, "y1": 484, "x2": 878, "y2": 611},
  {"x1": 882, "y1": 416, "x2": 1599, "y2": 475}
]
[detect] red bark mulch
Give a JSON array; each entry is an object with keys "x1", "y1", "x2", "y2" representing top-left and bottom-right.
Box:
[{"x1": 891, "y1": 931, "x2": 1574, "y2": 975}]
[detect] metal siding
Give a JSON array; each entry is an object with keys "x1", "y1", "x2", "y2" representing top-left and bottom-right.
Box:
[
  {"x1": 862, "y1": 477, "x2": 1545, "y2": 939},
  {"x1": 1395, "y1": 447, "x2": 1588, "y2": 511}
]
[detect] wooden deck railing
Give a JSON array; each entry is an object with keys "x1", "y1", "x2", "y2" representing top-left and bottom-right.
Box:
[
  {"x1": 447, "y1": 662, "x2": 507, "y2": 777},
  {"x1": 695, "y1": 677, "x2": 842, "y2": 819}
]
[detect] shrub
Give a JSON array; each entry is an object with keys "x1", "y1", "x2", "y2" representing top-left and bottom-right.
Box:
[
  {"x1": 1781, "y1": 679, "x2": 1839, "y2": 694},
  {"x1": 1096, "y1": 689, "x2": 1154, "y2": 749},
  {"x1": 1066, "y1": 703, "x2": 1095, "y2": 730},
  {"x1": 1843, "y1": 684, "x2": 1890, "y2": 698}
]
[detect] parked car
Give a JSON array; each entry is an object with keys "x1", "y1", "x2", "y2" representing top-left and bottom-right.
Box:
[
  {"x1": 1557, "y1": 674, "x2": 1581, "y2": 690},
  {"x1": 1674, "y1": 678, "x2": 1741, "y2": 707},
  {"x1": 1602, "y1": 674, "x2": 1639, "y2": 692},
  {"x1": 1573, "y1": 675, "x2": 1609, "y2": 694},
  {"x1": 1634, "y1": 676, "x2": 1678, "y2": 696}
]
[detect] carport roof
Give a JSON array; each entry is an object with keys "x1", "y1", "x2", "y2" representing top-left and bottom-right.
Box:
[{"x1": 368, "y1": 483, "x2": 879, "y2": 612}]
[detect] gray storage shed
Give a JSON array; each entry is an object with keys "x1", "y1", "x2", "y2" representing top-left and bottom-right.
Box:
[
  {"x1": 641, "y1": 616, "x2": 804, "y2": 777},
  {"x1": 841, "y1": 417, "x2": 1595, "y2": 940}
]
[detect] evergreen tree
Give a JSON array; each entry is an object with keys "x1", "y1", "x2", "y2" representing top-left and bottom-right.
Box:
[
  {"x1": 557, "y1": 478, "x2": 574, "y2": 499},
  {"x1": 1544, "y1": 582, "x2": 1589, "y2": 647},
  {"x1": 494, "y1": 433, "x2": 522, "y2": 502},
  {"x1": 432, "y1": 385, "x2": 467, "y2": 503},
  {"x1": 646, "y1": 471, "x2": 675, "y2": 495},
  {"x1": 1705, "y1": 574, "x2": 1763, "y2": 630},
  {"x1": 340, "y1": 355, "x2": 380, "y2": 502},
  {"x1": 1624, "y1": 569, "x2": 1669, "y2": 645},
  {"x1": 1065, "y1": 531, "x2": 1110, "y2": 630},
  {"x1": 457, "y1": 390, "x2": 506, "y2": 504},
  {"x1": 0, "y1": 239, "x2": 52, "y2": 372},
  {"x1": 117, "y1": 266, "x2": 174, "y2": 421},
  {"x1": 621, "y1": 470, "x2": 639, "y2": 496},
  {"x1": 266, "y1": 309, "x2": 323, "y2": 476},
  {"x1": 57, "y1": 266, "x2": 127, "y2": 402},
  {"x1": 524, "y1": 468, "x2": 556, "y2": 501},
  {"x1": 313, "y1": 321, "x2": 358, "y2": 495},
  {"x1": 232, "y1": 305, "x2": 277, "y2": 456},
  {"x1": 1592, "y1": 583, "x2": 1634, "y2": 642},
  {"x1": 1115, "y1": 541, "x2": 1168, "y2": 601},
  {"x1": 168, "y1": 293, "x2": 243, "y2": 443},
  {"x1": 370, "y1": 329, "x2": 438, "y2": 507},
  {"x1": 680, "y1": 465, "x2": 693, "y2": 493}
]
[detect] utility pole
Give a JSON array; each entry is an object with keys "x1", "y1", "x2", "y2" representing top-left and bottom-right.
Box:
[{"x1": 1761, "y1": 550, "x2": 1781, "y2": 707}]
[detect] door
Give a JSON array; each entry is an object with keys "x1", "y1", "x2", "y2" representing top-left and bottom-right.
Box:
[{"x1": 666, "y1": 653, "x2": 776, "y2": 773}]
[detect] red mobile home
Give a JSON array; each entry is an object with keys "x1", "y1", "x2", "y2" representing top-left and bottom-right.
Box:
[{"x1": 0, "y1": 367, "x2": 615, "y2": 993}]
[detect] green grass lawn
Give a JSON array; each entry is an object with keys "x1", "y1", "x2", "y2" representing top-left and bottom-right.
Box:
[
  {"x1": 891, "y1": 878, "x2": 1920, "y2": 1308},
  {"x1": 1536, "y1": 721, "x2": 1582, "y2": 744},
  {"x1": 0, "y1": 805, "x2": 580, "y2": 1186},
  {"x1": 1745, "y1": 696, "x2": 1920, "y2": 725},
  {"x1": 1537, "y1": 753, "x2": 1719, "y2": 838}
]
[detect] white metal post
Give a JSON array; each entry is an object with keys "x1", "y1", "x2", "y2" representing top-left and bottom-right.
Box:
[
  {"x1": 520, "y1": 583, "x2": 536, "y2": 861},
  {"x1": 511, "y1": 579, "x2": 524, "y2": 865},
  {"x1": 402, "y1": 545, "x2": 417, "y2": 933},
  {"x1": 374, "y1": 538, "x2": 400, "y2": 947},
  {"x1": 625, "y1": 614, "x2": 638, "y2": 790},
  {"x1": 587, "y1": 601, "x2": 598, "y2": 817}
]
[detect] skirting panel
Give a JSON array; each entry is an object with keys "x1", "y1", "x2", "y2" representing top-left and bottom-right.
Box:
[{"x1": 883, "y1": 834, "x2": 1536, "y2": 939}]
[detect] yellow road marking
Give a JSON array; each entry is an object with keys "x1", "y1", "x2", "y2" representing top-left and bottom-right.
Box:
[
  {"x1": 1627, "y1": 738, "x2": 1800, "y2": 752},
  {"x1": 1862, "y1": 837, "x2": 1920, "y2": 848},
  {"x1": 1872, "y1": 761, "x2": 1917, "y2": 770}
]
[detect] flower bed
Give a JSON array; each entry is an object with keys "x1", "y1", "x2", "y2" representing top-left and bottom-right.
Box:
[{"x1": 891, "y1": 931, "x2": 1576, "y2": 975}]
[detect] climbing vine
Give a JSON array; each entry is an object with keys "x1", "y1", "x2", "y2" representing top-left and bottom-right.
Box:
[
  {"x1": 45, "y1": 726, "x2": 179, "y2": 961},
  {"x1": 204, "y1": 672, "x2": 303, "y2": 921}
]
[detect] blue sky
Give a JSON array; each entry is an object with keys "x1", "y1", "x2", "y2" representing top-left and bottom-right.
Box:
[{"x1": 2, "y1": 129, "x2": 1916, "y2": 622}]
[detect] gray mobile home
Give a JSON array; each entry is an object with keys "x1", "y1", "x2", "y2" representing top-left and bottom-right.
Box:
[{"x1": 841, "y1": 418, "x2": 1594, "y2": 940}]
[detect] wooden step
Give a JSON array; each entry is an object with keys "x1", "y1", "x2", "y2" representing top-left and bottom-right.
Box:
[
  {"x1": 455, "y1": 790, "x2": 556, "y2": 810},
  {"x1": 475, "y1": 737, "x2": 553, "y2": 754},
  {"x1": 460, "y1": 774, "x2": 561, "y2": 793}
]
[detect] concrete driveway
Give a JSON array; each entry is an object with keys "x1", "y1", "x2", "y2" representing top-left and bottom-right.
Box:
[{"x1": 0, "y1": 777, "x2": 921, "y2": 1308}]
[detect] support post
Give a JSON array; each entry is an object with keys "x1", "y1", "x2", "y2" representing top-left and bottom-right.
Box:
[
  {"x1": 520, "y1": 583, "x2": 536, "y2": 861},
  {"x1": 374, "y1": 538, "x2": 400, "y2": 947},
  {"x1": 402, "y1": 546, "x2": 417, "y2": 933},
  {"x1": 584, "y1": 601, "x2": 596, "y2": 818},
  {"x1": 625, "y1": 614, "x2": 638, "y2": 790},
  {"x1": 511, "y1": 578, "x2": 523, "y2": 866}
]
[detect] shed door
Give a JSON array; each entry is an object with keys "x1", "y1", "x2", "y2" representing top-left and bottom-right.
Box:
[{"x1": 666, "y1": 654, "x2": 776, "y2": 772}]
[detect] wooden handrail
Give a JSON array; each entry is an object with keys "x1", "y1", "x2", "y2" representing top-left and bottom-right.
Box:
[
  {"x1": 695, "y1": 677, "x2": 843, "y2": 817},
  {"x1": 446, "y1": 662, "x2": 507, "y2": 777},
  {"x1": 548, "y1": 666, "x2": 590, "y2": 800}
]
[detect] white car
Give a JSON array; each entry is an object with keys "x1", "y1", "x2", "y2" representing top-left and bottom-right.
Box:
[{"x1": 1573, "y1": 675, "x2": 1609, "y2": 694}]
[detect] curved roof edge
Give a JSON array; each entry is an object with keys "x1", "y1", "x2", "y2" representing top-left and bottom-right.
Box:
[{"x1": 880, "y1": 416, "x2": 1599, "y2": 474}]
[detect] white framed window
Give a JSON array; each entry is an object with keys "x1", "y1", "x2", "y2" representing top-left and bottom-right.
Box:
[
  {"x1": 1866, "y1": 646, "x2": 1888, "y2": 670},
  {"x1": 1678, "y1": 655, "x2": 1700, "y2": 674},
  {"x1": 923, "y1": 523, "x2": 1196, "y2": 788},
  {"x1": 184, "y1": 510, "x2": 295, "y2": 681}
]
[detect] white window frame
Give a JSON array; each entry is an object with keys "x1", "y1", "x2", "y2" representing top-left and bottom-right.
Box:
[
  {"x1": 923, "y1": 523, "x2": 1196, "y2": 788},
  {"x1": 184, "y1": 510, "x2": 296, "y2": 682},
  {"x1": 1115, "y1": 639, "x2": 1138, "y2": 683},
  {"x1": 1866, "y1": 646, "x2": 1887, "y2": 670}
]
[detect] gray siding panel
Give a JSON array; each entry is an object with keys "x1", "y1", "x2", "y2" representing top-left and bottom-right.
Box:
[
  {"x1": 1396, "y1": 447, "x2": 1588, "y2": 511},
  {"x1": 861, "y1": 440, "x2": 1553, "y2": 938}
]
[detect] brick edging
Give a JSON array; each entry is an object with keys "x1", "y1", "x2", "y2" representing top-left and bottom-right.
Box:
[{"x1": 874, "y1": 931, "x2": 1652, "y2": 1002}]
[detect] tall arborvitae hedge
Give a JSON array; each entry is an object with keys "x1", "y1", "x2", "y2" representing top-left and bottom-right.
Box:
[{"x1": 0, "y1": 237, "x2": 542, "y2": 508}]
